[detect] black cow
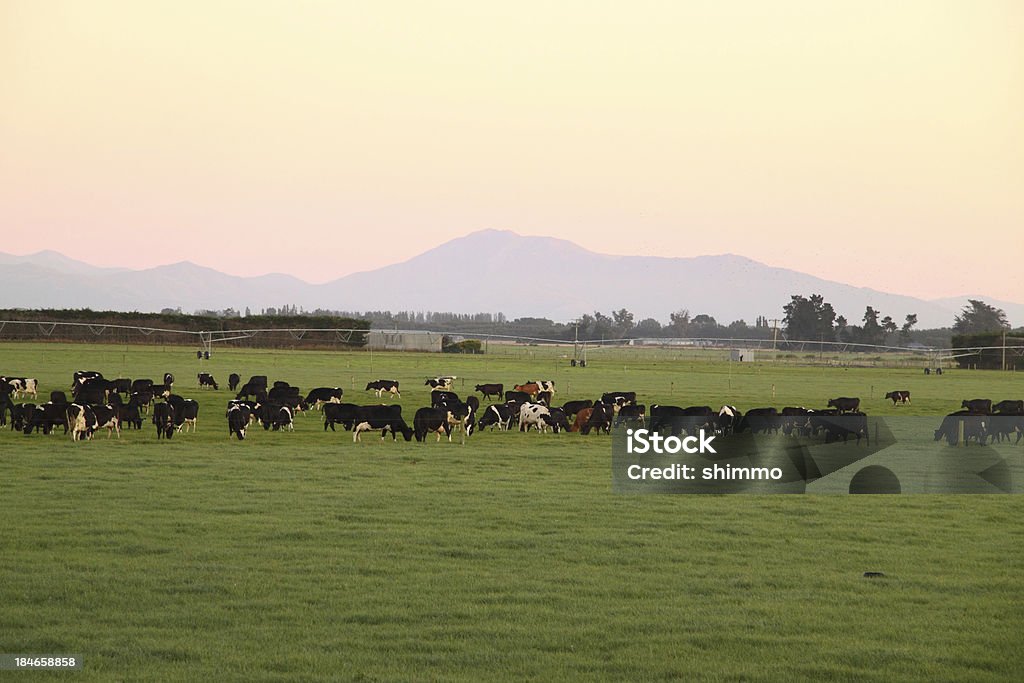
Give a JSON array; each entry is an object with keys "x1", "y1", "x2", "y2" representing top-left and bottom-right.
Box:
[
  {"x1": 49, "y1": 391, "x2": 68, "y2": 405},
  {"x1": 614, "y1": 404, "x2": 646, "y2": 427},
  {"x1": 541, "y1": 407, "x2": 571, "y2": 433},
  {"x1": 580, "y1": 401, "x2": 614, "y2": 435},
  {"x1": 227, "y1": 404, "x2": 250, "y2": 440},
  {"x1": 73, "y1": 383, "x2": 108, "y2": 406},
  {"x1": 934, "y1": 410, "x2": 987, "y2": 446},
  {"x1": 827, "y1": 397, "x2": 860, "y2": 414},
  {"x1": 987, "y1": 413, "x2": 1024, "y2": 444},
  {"x1": 649, "y1": 405, "x2": 715, "y2": 436},
  {"x1": 72, "y1": 371, "x2": 103, "y2": 388},
  {"x1": 365, "y1": 380, "x2": 401, "y2": 398},
  {"x1": 153, "y1": 403, "x2": 175, "y2": 439},
  {"x1": 112, "y1": 379, "x2": 132, "y2": 396},
  {"x1": 305, "y1": 387, "x2": 344, "y2": 409},
  {"x1": 198, "y1": 373, "x2": 219, "y2": 390},
  {"x1": 0, "y1": 393, "x2": 12, "y2": 426},
  {"x1": 236, "y1": 383, "x2": 268, "y2": 401},
  {"x1": 475, "y1": 384, "x2": 503, "y2": 401},
  {"x1": 431, "y1": 391, "x2": 460, "y2": 408},
  {"x1": 961, "y1": 399, "x2": 992, "y2": 414},
  {"x1": 117, "y1": 403, "x2": 143, "y2": 430},
  {"x1": 228, "y1": 373, "x2": 241, "y2": 392},
  {"x1": 602, "y1": 392, "x2": 636, "y2": 407},
  {"x1": 815, "y1": 411, "x2": 869, "y2": 446},
  {"x1": 175, "y1": 399, "x2": 199, "y2": 433},
  {"x1": 504, "y1": 390, "x2": 531, "y2": 404},
  {"x1": 247, "y1": 376, "x2": 269, "y2": 389},
  {"x1": 561, "y1": 400, "x2": 593, "y2": 419},
  {"x1": 477, "y1": 403, "x2": 515, "y2": 431},
  {"x1": 414, "y1": 407, "x2": 454, "y2": 442},
  {"x1": 734, "y1": 407, "x2": 780, "y2": 435},
  {"x1": 129, "y1": 390, "x2": 154, "y2": 415},
  {"x1": 352, "y1": 405, "x2": 413, "y2": 442},
  {"x1": 885, "y1": 391, "x2": 911, "y2": 405},
  {"x1": 24, "y1": 403, "x2": 67, "y2": 435},
  {"x1": 992, "y1": 400, "x2": 1023, "y2": 414},
  {"x1": 260, "y1": 404, "x2": 294, "y2": 432},
  {"x1": 10, "y1": 403, "x2": 33, "y2": 431},
  {"x1": 131, "y1": 378, "x2": 154, "y2": 394},
  {"x1": 323, "y1": 403, "x2": 360, "y2": 432}
]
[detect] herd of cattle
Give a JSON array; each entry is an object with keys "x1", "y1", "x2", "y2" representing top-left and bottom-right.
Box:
[{"x1": 1, "y1": 372, "x2": 1022, "y2": 447}]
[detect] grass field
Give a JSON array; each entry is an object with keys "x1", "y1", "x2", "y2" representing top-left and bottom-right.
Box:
[{"x1": 1, "y1": 342, "x2": 1022, "y2": 681}]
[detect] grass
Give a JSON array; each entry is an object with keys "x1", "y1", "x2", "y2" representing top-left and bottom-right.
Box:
[{"x1": 0, "y1": 342, "x2": 1022, "y2": 681}]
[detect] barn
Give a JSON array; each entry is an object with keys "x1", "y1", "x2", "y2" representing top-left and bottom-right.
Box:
[{"x1": 367, "y1": 330, "x2": 444, "y2": 353}]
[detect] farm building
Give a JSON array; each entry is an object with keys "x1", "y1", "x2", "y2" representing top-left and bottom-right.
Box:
[
  {"x1": 730, "y1": 349, "x2": 756, "y2": 362},
  {"x1": 367, "y1": 330, "x2": 443, "y2": 352}
]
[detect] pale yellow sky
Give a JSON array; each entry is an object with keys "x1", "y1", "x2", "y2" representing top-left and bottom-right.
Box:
[{"x1": 1, "y1": 1, "x2": 1021, "y2": 300}]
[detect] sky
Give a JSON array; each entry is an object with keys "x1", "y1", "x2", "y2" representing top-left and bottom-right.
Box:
[{"x1": 1, "y1": 1, "x2": 1021, "y2": 301}]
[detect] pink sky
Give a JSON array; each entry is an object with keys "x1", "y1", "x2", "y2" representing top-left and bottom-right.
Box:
[{"x1": 1, "y1": 1, "x2": 1021, "y2": 300}]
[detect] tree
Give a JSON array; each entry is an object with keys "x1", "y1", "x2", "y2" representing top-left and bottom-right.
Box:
[
  {"x1": 612, "y1": 308, "x2": 635, "y2": 336},
  {"x1": 953, "y1": 299, "x2": 1009, "y2": 334},
  {"x1": 668, "y1": 309, "x2": 691, "y2": 336},
  {"x1": 782, "y1": 294, "x2": 836, "y2": 341},
  {"x1": 899, "y1": 314, "x2": 918, "y2": 342},
  {"x1": 635, "y1": 318, "x2": 663, "y2": 337},
  {"x1": 858, "y1": 306, "x2": 885, "y2": 346}
]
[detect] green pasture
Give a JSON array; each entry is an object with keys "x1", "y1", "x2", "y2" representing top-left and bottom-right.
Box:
[{"x1": 0, "y1": 342, "x2": 1021, "y2": 681}]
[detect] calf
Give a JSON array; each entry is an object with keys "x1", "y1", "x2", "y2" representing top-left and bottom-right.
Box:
[
  {"x1": 352, "y1": 405, "x2": 413, "y2": 442},
  {"x1": 827, "y1": 397, "x2": 860, "y2": 414},
  {"x1": 475, "y1": 383, "x2": 503, "y2": 401},
  {"x1": 198, "y1": 372, "x2": 219, "y2": 390},
  {"x1": 570, "y1": 407, "x2": 594, "y2": 433},
  {"x1": 365, "y1": 379, "x2": 401, "y2": 398},
  {"x1": 885, "y1": 391, "x2": 911, "y2": 405}
]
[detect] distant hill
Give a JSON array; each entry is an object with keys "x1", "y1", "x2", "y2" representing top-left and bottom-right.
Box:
[{"x1": 1, "y1": 230, "x2": 1020, "y2": 328}]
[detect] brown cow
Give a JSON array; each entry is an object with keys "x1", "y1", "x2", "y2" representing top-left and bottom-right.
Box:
[
  {"x1": 570, "y1": 407, "x2": 593, "y2": 433},
  {"x1": 514, "y1": 383, "x2": 541, "y2": 398}
]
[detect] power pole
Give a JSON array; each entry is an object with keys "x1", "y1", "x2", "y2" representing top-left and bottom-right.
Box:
[
  {"x1": 1002, "y1": 328, "x2": 1007, "y2": 371},
  {"x1": 769, "y1": 319, "x2": 781, "y2": 351}
]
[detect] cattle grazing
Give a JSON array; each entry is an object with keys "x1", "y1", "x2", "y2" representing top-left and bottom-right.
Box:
[
  {"x1": 305, "y1": 387, "x2": 344, "y2": 410},
  {"x1": 175, "y1": 399, "x2": 200, "y2": 433},
  {"x1": 504, "y1": 390, "x2": 531, "y2": 404},
  {"x1": 514, "y1": 382, "x2": 540, "y2": 398},
  {"x1": 152, "y1": 403, "x2": 176, "y2": 439},
  {"x1": 827, "y1": 397, "x2": 861, "y2": 414},
  {"x1": 228, "y1": 373, "x2": 241, "y2": 392},
  {"x1": 92, "y1": 405, "x2": 121, "y2": 439},
  {"x1": 815, "y1": 411, "x2": 869, "y2": 446},
  {"x1": 414, "y1": 407, "x2": 454, "y2": 442},
  {"x1": 9, "y1": 403, "x2": 33, "y2": 432},
  {"x1": 67, "y1": 404, "x2": 96, "y2": 441},
  {"x1": 987, "y1": 413, "x2": 1024, "y2": 444},
  {"x1": 227, "y1": 404, "x2": 250, "y2": 440},
  {"x1": 352, "y1": 405, "x2": 413, "y2": 442},
  {"x1": 3, "y1": 377, "x2": 39, "y2": 400},
  {"x1": 117, "y1": 403, "x2": 143, "y2": 430},
  {"x1": 580, "y1": 402, "x2": 615, "y2": 435},
  {"x1": 235, "y1": 383, "x2": 268, "y2": 401},
  {"x1": 365, "y1": 379, "x2": 401, "y2": 398},
  {"x1": 734, "y1": 407, "x2": 780, "y2": 435},
  {"x1": 131, "y1": 378, "x2": 154, "y2": 394},
  {"x1": 23, "y1": 402, "x2": 67, "y2": 435},
  {"x1": 570, "y1": 407, "x2": 594, "y2": 433},
  {"x1": 260, "y1": 404, "x2": 294, "y2": 432},
  {"x1": 49, "y1": 391, "x2": 68, "y2": 405},
  {"x1": 439, "y1": 399, "x2": 476, "y2": 438},
  {"x1": 615, "y1": 404, "x2": 647, "y2": 427},
  {"x1": 425, "y1": 376, "x2": 456, "y2": 391},
  {"x1": 519, "y1": 403, "x2": 553, "y2": 433},
  {"x1": 129, "y1": 390, "x2": 154, "y2": 415},
  {"x1": 885, "y1": 391, "x2": 911, "y2": 405},
  {"x1": 323, "y1": 403, "x2": 360, "y2": 432},
  {"x1": 992, "y1": 400, "x2": 1023, "y2": 414},
  {"x1": 561, "y1": 400, "x2": 593, "y2": 419},
  {"x1": 961, "y1": 399, "x2": 992, "y2": 414},
  {"x1": 475, "y1": 383, "x2": 503, "y2": 401},
  {"x1": 73, "y1": 371, "x2": 103, "y2": 388},
  {"x1": 540, "y1": 407, "x2": 571, "y2": 433},
  {"x1": 477, "y1": 404, "x2": 515, "y2": 432},
  {"x1": 535, "y1": 391, "x2": 553, "y2": 406},
  {"x1": 649, "y1": 404, "x2": 715, "y2": 436},
  {"x1": 431, "y1": 390, "x2": 460, "y2": 408},
  {"x1": 198, "y1": 373, "x2": 219, "y2": 390},
  {"x1": 934, "y1": 410, "x2": 987, "y2": 446},
  {"x1": 247, "y1": 375, "x2": 269, "y2": 390},
  {"x1": 601, "y1": 392, "x2": 636, "y2": 407}
]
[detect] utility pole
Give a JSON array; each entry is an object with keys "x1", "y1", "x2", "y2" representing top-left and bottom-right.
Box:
[
  {"x1": 1002, "y1": 327, "x2": 1007, "y2": 371},
  {"x1": 769, "y1": 319, "x2": 781, "y2": 351}
]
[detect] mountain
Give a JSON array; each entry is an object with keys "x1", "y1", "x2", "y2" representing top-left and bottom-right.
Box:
[{"x1": 0, "y1": 230, "x2": 1020, "y2": 328}]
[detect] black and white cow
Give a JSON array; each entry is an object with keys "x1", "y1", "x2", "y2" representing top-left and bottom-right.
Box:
[
  {"x1": 477, "y1": 403, "x2": 515, "y2": 432},
  {"x1": 425, "y1": 376, "x2": 455, "y2": 391},
  {"x1": 885, "y1": 391, "x2": 911, "y2": 405},
  {"x1": 73, "y1": 371, "x2": 103, "y2": 389},
  {"x1": 431, "y1": 390, "x2": 460, "y2": 408},
  {"x1": 352, "y1": 405, "x2": 413, "y2": 442},
  {"x1": 23, "y1": 403, "x2": 67, "y2": 435},
  {"x1": 305, "y1": 387, "x2": 344, "y2": 410},
  {"x1": 260, "y1": 404, "x2": 293, "y2": 432},
  {"x1": 153, "y1": 403, "x2": 176, "y2": 439},
  {"x1": 163, "y1": 373, "x2": 175, "y2": 390},
  {"x1": 175, "y1": 399, "x2": 200, "y2": 433},
  {"x1": 519, "y1": 403, "x2": 553, "y2": 433},
  {"x1": 3, "y1": 377, "x2": 39, "y2": 399},
  {"x1": 716, "y1": 405, "x2": 741, "y2": 436},
  {"x1": 601, "y1": 391, "x2": 636, "y2": 407},
  {"x1": 540, "y1": 407, "x2": 571, "y2": 433},
  {"x1": 227, "y1": 404, "x2": 251, "y2": 440},
  {"x1": 365, "y1": 380, "x2": 401, "y2": 398},
  {"x1": 580, "y1": 401, "x2": 615, "y2": 435},
  {"x1": 475, "y1": 383, "x2": 503, "y2": 401},
  {"x1": 67, "y1": 404, "x2": 96, "y2": 441},
  {"x1": 198, "y1": 373, "x2": 219, "y2": 390},
  {"x1": 414, "y1": 407, "x2": 454, "y2": 442},
  {"x1": 561, "y1": 400, "x2": 593, "y2": 419}
]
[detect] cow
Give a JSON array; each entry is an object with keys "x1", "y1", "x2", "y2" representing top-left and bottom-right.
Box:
[
  {"x1": 175, "y1": 399, "x2": 200, "y2": 433},
  {"x1": 227, "y1": 404, "x2": 251, "y2": 440},
  {"x1": 0, "y1": 393, "x2": 12, "y2": 426},
  {"x1": 414, "y1": 407, "x2": 454, "y2": 442},
  {"x1": 477, "y1": 404, "x2": 515, "y2": 432},
  {"x1": 152, "y1": 403, "x2": 176, "y2": 439},
  {"x1": 228, "y1": 373, "x2": 241, "y2": 392},
  {"x1": 425, "y1": 377, "x2": 455, "y2": 391},
  {"x1": 535, "y1": 391, "x2": 553, "y2": 406},
  {"x1": 987, "y1": 412, "x2": 1024, "y2": 444},
  {"x1": 570, "y1": 407, "x2": 594, "y2": 433},
  {"x1": 827, "y1": 397, "x2": 860, "y2": 414},
  {"x1": 305, "y1": 387, "x2": 344, "y2": 410},
  {"x1": 527, "y1": 380, "x2": 555, "y2": 394},
  {"x1": 9, "y1": 403, "x2": 33, "y2": 432},
  {"x1": 131, "y1": 379, "x2": 154, "y2": 394},
  {"x1": 513, "y1": 382, "x2": 541, "y2": 398},
  {"x1": 4, "y1": 378, "x2": 39, "y2": 399},
  {"x1": 540, "y1": 407, "x2": 571, "y2": 433},
  {"x1": 992, "y1": 400, "x2": 1023, "y2": 414},
  {"x1": 519, "y1": 403, "x2": 553, "y2": 433},
  {"x1": 815, "y1": 411, "x2": 869, "y2": 446},
  {"x1": 475, "y1": 383, "x2": 503, "y2": 401},
  {"x1": 92, "y1": 405, "x2": 121, "y2": 439},
  {"x1": 934, "y1": 410, "x2": 987, "y2": 446},
  {"x1": 261, "y1": 404, "x2": 293, "y2": 432},
  {"x1": 163, "y1": 373, "x2": 175, "y2": 389},
  {"x1": 324, "y1": 403, "x2": 360, "y2": 432},
  {"x1": 649, "y1": 405, "x2": 714, "y2": 436},
  {"x1": 504, "y1": 390, "x2": 531, "y2": 404},
  {"x1": 439, "y1": 399, "x2": 476, "y2": 438},
  {"x1": 72, "y1": 371, "x2": 103, "y2": 388},
  {"x1": 49, "y1": 391, "x2": 68, "y2": 405},
  {"x1": 129, "y1": 390, "x2": 154, "y2": 415},
  {"x1": 431, "y1": 390, "x2": 460, "y2": 408},
  {"x1": 885, "y1": 391, "x2": 911, "y2": 405},
  {"x1": 117, "y1": 403, "x2": 143, "y2": 430},
  {"x1": 614, "y1": 404, "x2": 646, "y2": 427},
  {"x1": 268, "y1": 384, "x2": 301, "y2": 404},
  {"x1": 67, "y1": 404, "x2": 96, "y2": 441},
  {"x1": 247, "y1": 375, "x2": 269, "y2": 389},
  {"x1": 235, "y1": 383, "x2": 268, "y2": 401},
  {"x1": 365, "y1": 380, "x2": 401, "y2": 398},
  {"x1": 961, "y1": 399, "x2": 992, "y2": 414},
  {"x1": 717, "y1": 405, "x2": 741, "y2": 436},
  {"x1": 580, "y1": 402, "x2": 615, "y2": 435},
  {"x1": 72, "y1": 382, "x2": 108, "y2": 406},
  {"x1": 198, "y1": 373, "x2": 219, "y2": 390},
  {"x1": 601, "y1": 392, "x2": 636, "y2": 407},
  {"x1": 561, "y1": 400, "x2": 593, "y2": 419},
  {"x1": 734, "y1": 407, "x2": 780, "y2": 435},
  {"x1": 352, "y1": 405, "x2": 413, "y2": 442},
  {"x1": 23, "y1": 403, "x2": 67, "y2": 435}
]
